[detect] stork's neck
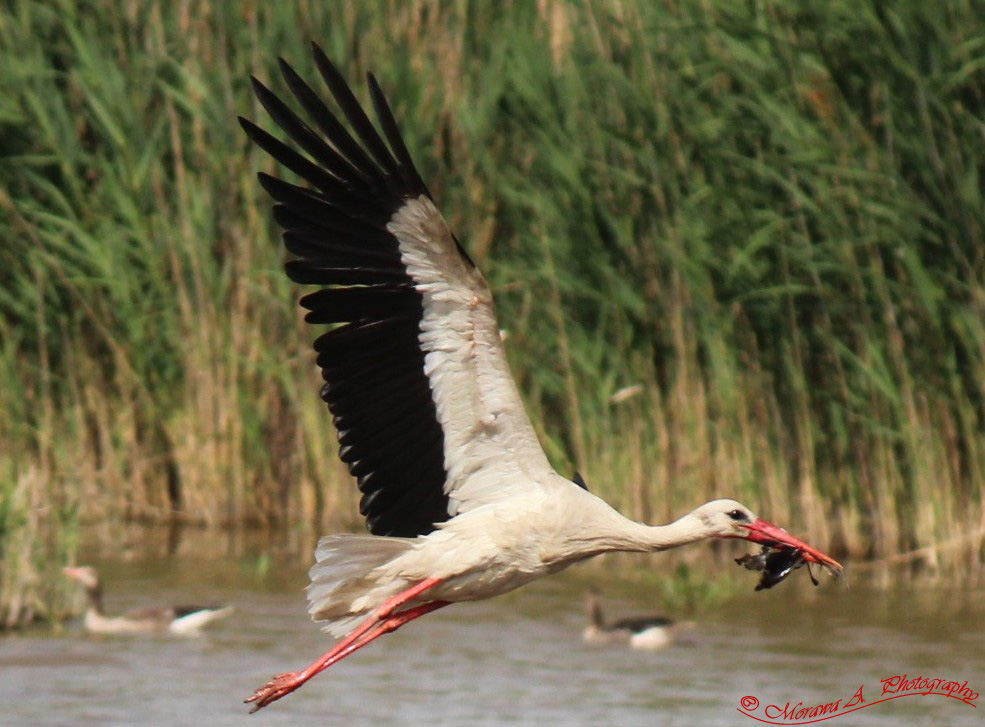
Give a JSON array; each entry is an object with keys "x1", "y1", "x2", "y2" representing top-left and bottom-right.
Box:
[
  {"x1": 611, "y1": 513, "x2": 714, "y2": 553},
  {"x1": 569, "y1": 501, "x2": 716, "y2": 557},
  {"x1": 536, "y1": 488, "x2": 724, "y2": 569}
]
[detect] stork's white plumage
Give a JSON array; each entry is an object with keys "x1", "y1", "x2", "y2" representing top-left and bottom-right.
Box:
[{"x1": 239, "y1": 44, "x2": 842, "y2": 711}]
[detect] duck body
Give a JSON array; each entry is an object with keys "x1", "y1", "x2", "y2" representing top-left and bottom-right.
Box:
[
  {"x1": 64, "y1": 566, "x2": 232, "y2": 636},
  {"x1": 582, "y1": 590, "x2": 686, "y2": 650}
]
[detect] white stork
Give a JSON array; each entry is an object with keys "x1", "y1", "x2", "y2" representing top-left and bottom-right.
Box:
[{"x1": 239, "y1": 43, "x2": 842, "y2": 711}]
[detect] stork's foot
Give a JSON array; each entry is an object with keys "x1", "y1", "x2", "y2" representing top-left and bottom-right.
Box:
[
  {"x1": 245, "y1": 671, "x2": 305, "y2": 713},
  {"x1": 244, "y1": 582, "x2": 450, "y2": 713}
]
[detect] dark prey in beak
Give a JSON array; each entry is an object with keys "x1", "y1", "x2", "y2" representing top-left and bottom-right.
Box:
[{"x1": 736, "y1": 545, "x2": 823, "y2": 591}]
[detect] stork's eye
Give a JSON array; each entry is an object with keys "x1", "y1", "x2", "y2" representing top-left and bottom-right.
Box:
[{"x1": 727, "y1": 509, "x2": 748, "y2": 522}]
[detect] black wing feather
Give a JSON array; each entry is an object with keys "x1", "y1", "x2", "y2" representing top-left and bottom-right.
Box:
[
  {"x1": 243, "y1": 44, "x2": 450, "y2": 537},
  {"x1": 239, "y1": 118, "x2": 344, "y2": 198},
  {"x1": 277, "y1": 57, "x2": 384, "y2": 189},
  {"x1": 251, "y1": 77, "x2": 368, "y2": 188},
  {"x1": 310, "y1": 45, "x2": 406, "y2": 185},
  {"x1": 366, "y1": 73, "x2": 431, "y2": 197},
  {"x1": 284, "y1": 263, "x2": 408, "y2": 287}
]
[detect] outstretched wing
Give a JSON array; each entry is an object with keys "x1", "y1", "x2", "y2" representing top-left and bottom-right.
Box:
[{"x1": 241, "y1": 44, "x2": 556, "y2": 538}]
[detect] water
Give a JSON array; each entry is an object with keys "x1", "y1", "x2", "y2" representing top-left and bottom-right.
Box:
[{"x1": 1, "y1": 555, "x2": 982, "y2": 727}]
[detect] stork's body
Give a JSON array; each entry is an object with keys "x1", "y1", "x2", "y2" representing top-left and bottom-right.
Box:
[
  {"x1": 239, "y1": 44, "x2": 842, "y2": 711},
  {"x1": 308, "y1": 485, "x2": 745, "y2": 638}
]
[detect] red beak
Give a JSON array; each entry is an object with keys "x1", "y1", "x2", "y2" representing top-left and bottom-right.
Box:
[{"x1": 743, "y1": 519, "x2": 843, "y2": 575}]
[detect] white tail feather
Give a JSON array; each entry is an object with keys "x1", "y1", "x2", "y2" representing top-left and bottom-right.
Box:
[{"x1": 307, "y1": 534, "x2": 416, "y2": 638}]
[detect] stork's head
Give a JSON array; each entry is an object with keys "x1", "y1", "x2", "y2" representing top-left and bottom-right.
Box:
[{"x1": 693, "y1": 499, "x2": 842, "y2": 574}]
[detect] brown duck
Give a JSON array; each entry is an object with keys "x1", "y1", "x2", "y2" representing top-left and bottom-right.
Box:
[{"x1": 63, "y1": 566, "x2": 232, "y2": 635}]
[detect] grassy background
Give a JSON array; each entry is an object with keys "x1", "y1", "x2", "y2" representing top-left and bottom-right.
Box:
[{"x1": 2, "y1": 0, "x2": 984, "y2": 626}]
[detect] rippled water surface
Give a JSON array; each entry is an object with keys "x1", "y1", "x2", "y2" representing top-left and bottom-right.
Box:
[{"x1": 2, "y1": 554, "x2": 983, "y2": 727}]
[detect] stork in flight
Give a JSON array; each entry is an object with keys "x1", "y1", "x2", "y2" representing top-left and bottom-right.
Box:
[{"x1": 239, "y1": 43, "x2": 842, "y2": 711}]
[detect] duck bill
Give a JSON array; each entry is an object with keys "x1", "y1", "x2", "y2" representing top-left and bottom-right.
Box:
[
  {"x1": 63, "y1": 566, "x2": 91, "y2": 584},
  {"x1": 744, "y1": 519, "x2": 843, "y2": 575}
]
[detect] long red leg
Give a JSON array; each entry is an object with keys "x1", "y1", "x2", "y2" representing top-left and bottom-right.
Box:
[
  {"x1": 245, "y1": 577, "x2": 446, "y2": 712},
  {"x1": 323, "y1": 600, "x2": 450, "y2": 665}
]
